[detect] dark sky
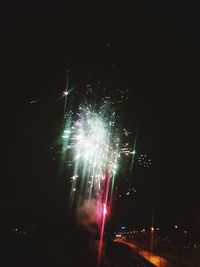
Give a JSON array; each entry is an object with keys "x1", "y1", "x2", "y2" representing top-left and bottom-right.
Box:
[{"x1": 1, "y1": 7, "x2": 198, "y2": 236}]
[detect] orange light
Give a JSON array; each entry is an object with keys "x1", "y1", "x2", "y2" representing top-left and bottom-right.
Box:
[{"x1": 116, "y1": 234, "x2": 122, "y2": 238}]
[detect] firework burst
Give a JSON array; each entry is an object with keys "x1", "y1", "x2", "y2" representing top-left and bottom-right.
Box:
[
  {"x1": 59, "y1": 77, "x2": 136, "y2": 265},
  {"x1": 62, "y1": 104, "x2": 120, "y2": 202}
]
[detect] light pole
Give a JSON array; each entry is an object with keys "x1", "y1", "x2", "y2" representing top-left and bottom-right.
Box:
[{"x1": 150, "y1": 226, "x2": 154, "y2": 252}]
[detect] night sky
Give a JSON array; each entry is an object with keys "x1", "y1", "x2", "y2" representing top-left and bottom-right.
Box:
[{"x1": 1, "y1": 8, "x2": 198, "y2": 237}]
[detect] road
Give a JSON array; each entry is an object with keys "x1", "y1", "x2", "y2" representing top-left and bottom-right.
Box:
[{"x1": 114, "y1": 238, "x2": 183, "y2": 267}]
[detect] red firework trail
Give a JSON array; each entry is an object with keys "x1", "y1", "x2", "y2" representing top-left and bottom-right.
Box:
[{"x1": 97, "y1": 176, "x2": 110, "y2": 266}]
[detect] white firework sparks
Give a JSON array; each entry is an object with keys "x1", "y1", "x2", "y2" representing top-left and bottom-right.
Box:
[{"x1": 63, "y1": 104, "x2": 120, "y2": 194}]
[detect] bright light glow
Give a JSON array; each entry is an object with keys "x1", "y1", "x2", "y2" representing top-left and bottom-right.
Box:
[
  {"x1": 64, "y1": 91, "x2": 69, "y2": 96},
  {"x1": 103, "y1": 203, "x2": 107, "y2": 215},
  {"x1": 62, "y1": 135, "x2": 70, "y2": 138},
  {"x1": 71, "y1": 175, "x2": 78, "y2": 181},
  {"x1": 67, "y1": 105, "x2": 120, "y2": 193}
]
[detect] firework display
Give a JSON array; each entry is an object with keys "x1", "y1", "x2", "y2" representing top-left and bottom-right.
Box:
[
  {"x1": 63, "y1": 104, "x2": 119, "y2": 196},
  {"x1": 59, "y1": 77, "x2": 137, "y2": 264}
]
